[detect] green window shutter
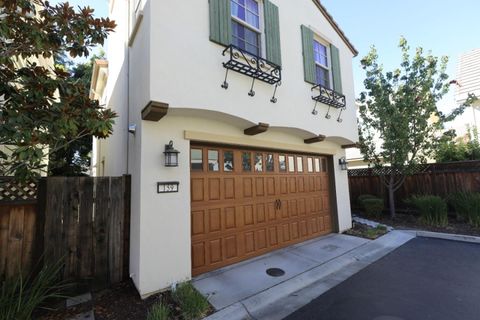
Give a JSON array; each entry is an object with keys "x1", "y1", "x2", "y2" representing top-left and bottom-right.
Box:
[
  {"x1": 330, "y1": 44, "x2": 343, "y2": 93},
  {"x1": 301, "y1": 25, "x2": 316, "y2": 84},
  {"x1": 264, "y1": 0, "x2": 281, "y2": 66},
  {"x1": 209, "y1": 0, "x2": 231, "y2": 46}
]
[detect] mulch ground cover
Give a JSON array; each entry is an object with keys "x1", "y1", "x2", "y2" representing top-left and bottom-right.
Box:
[
  {"x1": 357, "y1": 211, "x2": 480, "y2": 237},
  {"x1": 36, "y1": 280, "x2": 194, "y2": 320}
]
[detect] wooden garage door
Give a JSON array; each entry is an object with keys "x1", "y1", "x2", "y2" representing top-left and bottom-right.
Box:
[{"x1": 190, "y1": 145, "x2": 333, "y2": 276}]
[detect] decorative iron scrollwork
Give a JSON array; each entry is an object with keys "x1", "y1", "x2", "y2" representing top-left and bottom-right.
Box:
[
  {"x1": 221, "y1": 45, "x2": 281, "y2": 103},
  {"x1": 311, "y1": 84, "x2": 346, "y2": 122}
]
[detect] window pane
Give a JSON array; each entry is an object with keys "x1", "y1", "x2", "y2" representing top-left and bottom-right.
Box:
[
  {"x1": 191, "y1": 149, "x2": 203, "y2": 170},
  {"x1": 231, "y1": 0, "x2": 245, "y2": 20},
  {"x1": 246, "y1": 0, "x2": 258, "y2": 13},
  {"x1": 232, "y1": 21, "x2": 259, "y2": 55},
  {"x1": 288, "y1": 156, "x2": 295, "y2": 172},
  {"x1": 254, "y1": 153, "x2": 263, "y2": 172},
  {"x1": 314, "y1": 158, "x2": 320, "y2": 172},
  {"x1": 316, "y1": 66, "x2": 329, "y2": 88},
  {"x1": 266, "y1": 154, "x2": 274, "y2": 172},
  {"x1": 279, "y1": 155, "x2": 286, "y2": 172},
  {"x1": 297, "y1": 157, "x2": 303, "y2": 172},
  {"x1": 322, "y1": 158, "x2": 327, "y2": 172},
  {"x1": 224, "y1": 151, "x2": 234, "y2": 172},
  {"x1": 208, "y1": 150, "x2": 219, "y2": 171},
  {"x1": 307, "y1": 157, "x2": 313, "y2": 172},
  {"x1": 242, "y1": 152, "x2": 252, "y2": 171},
  {"x1": 246, "y1": 11, "x2": 259, "y2": 29}
]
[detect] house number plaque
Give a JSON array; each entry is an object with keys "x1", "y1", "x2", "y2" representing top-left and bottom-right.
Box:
[{"x1": 157, "y1": 181, "x2": 179, "y2": 193}]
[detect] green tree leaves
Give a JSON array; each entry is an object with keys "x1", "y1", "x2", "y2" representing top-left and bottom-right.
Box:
[{"x1": 0, "y1": 1, "x2": 116, "y2": 181}]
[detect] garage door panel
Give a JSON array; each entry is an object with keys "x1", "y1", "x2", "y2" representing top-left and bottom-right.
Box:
[
  {"x1": 191, "y1": 146, "x2": 333, "y2": 276},
  {"x1": 255, "y1": 177, "x2": 265, "y2": 196},
  {"x1": 256, "y1": 204, "x2": 266, "y2": 224},
  {"x1": 192, "y1": 178, "x2": 205, "y2": 202},
  {"x1": 224, "y1": 178, "x2": 235, "y2": 199}
]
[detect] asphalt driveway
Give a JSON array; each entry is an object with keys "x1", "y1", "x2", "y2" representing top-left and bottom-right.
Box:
[{"x1": 285, "y1": 237, "x2": 480, "y2": 320}]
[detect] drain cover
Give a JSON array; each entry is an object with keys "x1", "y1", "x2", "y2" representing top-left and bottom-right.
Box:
[{"x1": 266, "y1": 268, "x2": 285, "y2": 277}]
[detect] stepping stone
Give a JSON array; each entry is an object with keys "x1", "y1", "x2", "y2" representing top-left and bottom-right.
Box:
[{"x1": 66, "y1": 292, "x2": 92, "y2": 308}]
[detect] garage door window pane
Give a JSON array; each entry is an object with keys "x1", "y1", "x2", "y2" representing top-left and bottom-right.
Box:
[
  {"x1": 322, "y1": 158, "x2": 327, "y2": 172},
  {"x1": 224, "y1": 151, "x2": 234, "y2": 172},
  {"x1": 191, "y1": 149, "x2": 203, "y2": 171},
  {"x1": 254, "y1": 153, "x2": 263, "y2": 172},
  {"x1": 242, "y1": 152, "x2": 252, "y2": 171},
  {"x1": 266, "y1": 154, "x2": 274, "y2": 172},
  {"x1": 288, "y1": 156, "x2": 295, "y2": 172},
  {"x1": 279, "y1": 155, "x2": 286, "y2": 172},
  {"x1": 307, "y1": 157, "x2": 313, "y2": 172},
  {"x1": 314, "y1": 158, "x2": 320, "y2": 172},
  {"x1": 297, "y1": 157, "x2": 303, "y2": 172},
  {"x1": 208, "y1": 150, "x2": 219, "y2": 171}
]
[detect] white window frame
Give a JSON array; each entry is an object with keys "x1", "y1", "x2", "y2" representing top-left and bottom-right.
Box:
[
  {"x1": 230, "y1": 0, "x2": 266, "y2": 57},
  {"x1": 313, "y1": 36, "x2": 333, "y2": 89}
]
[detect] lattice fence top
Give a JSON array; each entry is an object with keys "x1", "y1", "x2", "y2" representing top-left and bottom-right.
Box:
[
  {"x1": 0, "y1": 177, "x2": 37, "y2": 203},
  {"x1": 348, "y1": 160, "x2": 480, "y2": 177}
]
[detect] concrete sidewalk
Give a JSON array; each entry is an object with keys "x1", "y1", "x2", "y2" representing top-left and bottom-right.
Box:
[{"x1": 195, "y1": 230, "x2": 415, "y2": 320}]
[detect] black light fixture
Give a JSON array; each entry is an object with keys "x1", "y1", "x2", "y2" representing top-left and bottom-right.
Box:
[
  {"x1": 164, "y1": 140, "x2": 180, "y2": 167},
  {"x1": 339, "y1": 157, "x2": 348, "y2": 170}
]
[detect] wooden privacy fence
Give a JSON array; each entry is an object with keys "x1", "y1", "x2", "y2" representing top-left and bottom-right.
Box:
[
  {"x1": 348, "y1": 161, "x2": 480, "y2": 210},
  {"x1": 0, "y1": 175, "x2": 131, "y2": 288}
]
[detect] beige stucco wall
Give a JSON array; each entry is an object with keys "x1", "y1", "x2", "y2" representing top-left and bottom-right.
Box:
[{"x1": 103, "y1": 0, "x2": 357, "y2": 297}]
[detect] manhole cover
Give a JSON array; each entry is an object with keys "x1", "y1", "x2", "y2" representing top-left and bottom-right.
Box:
[{"x1": 266, "y1": 268, "x2": 285, "y2": 277}]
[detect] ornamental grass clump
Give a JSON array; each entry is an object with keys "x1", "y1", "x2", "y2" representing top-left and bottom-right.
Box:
[
  {"x1": 358, "y1": 195, "x2": 384, "y2": 218},
  {"x1": 450, "y1": 192, "x2": 480, "y2": 227},
  {"x1": 172, "y1": 282, "x2": 210, "y2": 320},
  {"x1": 146, "y1": 302, "x2": 171, "y2": 320},
  {"x1": 406, "y1": 195, "x2": 448, "y2": 227},
  {"x1": 0, "y1": 259, "x2": 70, "y2": 320}
]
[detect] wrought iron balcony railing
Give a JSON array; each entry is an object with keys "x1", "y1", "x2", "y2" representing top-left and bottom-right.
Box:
[
  {"x1": 311, "y1": 84, "x2": 347, "y2": 122},
  {"x1": 220, "y1": 45, "x2": 281, "y2": 102}
]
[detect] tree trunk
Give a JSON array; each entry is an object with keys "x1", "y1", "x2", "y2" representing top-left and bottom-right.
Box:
[{"x1": 388, "y1": 175, "x2": 396, "y2": 219}]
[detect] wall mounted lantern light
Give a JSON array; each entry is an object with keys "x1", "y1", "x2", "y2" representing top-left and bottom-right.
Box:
[
  {"x1": 164, "y1": 141, "x2": 180, "y2": 167},
  {"x1": 338, "y1": 157, "x2": 348, "y2": 171}
]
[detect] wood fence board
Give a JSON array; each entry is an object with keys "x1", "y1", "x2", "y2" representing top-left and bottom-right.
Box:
[
  {"x1": 0, "y1": 205, "x2": 10, "y2": 277},
  {"x1": 44, "y1": 177, "x2": 65, "y2": 266},
  {"x1": 6, "y1": 206, "x2": 25, "y2": 277},
  {"x1": 108, "y1": 177, "x2": 124, "y2": 283},
  {"x1": 78, "y1": 177, "x2": 94, "y2": 279},
  {"x1": 63, "y1": 177, "x2": 80, "y2": 280},
  {"x1": 93, "y1": 177, "x2": 110, "y2": 287},
  {"x1": 20, "y1": 205, "x2": 36, "y2": 277}
]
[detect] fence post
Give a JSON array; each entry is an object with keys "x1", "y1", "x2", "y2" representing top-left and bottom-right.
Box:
[{"x1": 122, "y1": 175, "x2": 131, "y2": 280}]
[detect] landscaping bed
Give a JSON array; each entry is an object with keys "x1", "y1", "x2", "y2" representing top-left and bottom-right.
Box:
[
  {"x1": 37, "y1": 280, "x2": 213, "y2": 320},
  {"x1": 357, "y1": 211, "x2": 480, "y2": 237},
  {"x1": 344, "y1": 222, "x2": 388, "y2": 240}
]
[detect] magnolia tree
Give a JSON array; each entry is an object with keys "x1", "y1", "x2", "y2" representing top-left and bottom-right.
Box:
[
  {"x1": 358, "y1": 37, "x2": 474, "y2": 218},
  {"x1": 0, "y1": 1, "x2": 116, "y2": 181}
]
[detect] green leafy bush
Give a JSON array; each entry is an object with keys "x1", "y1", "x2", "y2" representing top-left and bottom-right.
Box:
[
  {"x1": 407, "y1": 195, "x2": 448, "y2": 227},
  {"x1": 357, "y1": 194, "x2": 377, "y2": 207},
  {"x1": 361, "y1": 198, "x2": 384, "y2": 217},
  {"x1": 450, "y1": 192, "x2": 480, "y2": 227},
  {"x1": 0, "y1": 259, "x2": 69, "y2": 320},
  {"x1": 172, "y1": 282, "x2": 209, "y2": 320},
  {"x1": 146, "y1": 302, "x2": 171, "y2": 320}
]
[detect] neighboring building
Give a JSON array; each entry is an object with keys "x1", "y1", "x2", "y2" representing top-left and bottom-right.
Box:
[
  {"x1": 454, "y1": 48, "x2": 480, "y2": 137},
  {"x1": 92, "y1": 0, "x2": 359, "y2": 297}
]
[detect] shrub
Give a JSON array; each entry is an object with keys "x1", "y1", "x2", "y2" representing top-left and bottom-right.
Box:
[
  {"x1": 357, "y1": 194, "x2": 377, "y2": 207},
  {"x1": 0, "y1": 259, "x2": 70, "y2": 320},
  {"x1": 361, "y1": 198, "x2": 384, "y2": 218},
  {"x1": 172, "y1": 282, "x2": 209, "y2": 320},
  {"x1": 406, "y1": 195, "x2": 448, "y2": 227},
  {"x1": 146, "y1": 302, "x2": 171, "y2": 320},
  {"x1": 450, "y1": 192, "x2": 480, "y2": 227}
]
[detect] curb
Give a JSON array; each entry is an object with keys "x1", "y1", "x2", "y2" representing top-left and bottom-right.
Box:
[{"x1": 416, "y1": 230, "x2": 480, "y2": 244}]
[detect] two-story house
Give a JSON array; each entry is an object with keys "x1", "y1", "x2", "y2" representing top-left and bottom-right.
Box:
[{"x1": 93, "y1": 0, "x2": 358, "y2": 297}]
